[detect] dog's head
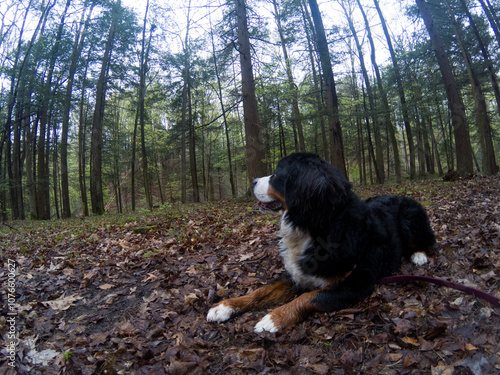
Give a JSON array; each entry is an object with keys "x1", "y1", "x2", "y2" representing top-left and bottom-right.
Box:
[{"x1": 253, "y1": 153, "x2": 352, "y2": 231}]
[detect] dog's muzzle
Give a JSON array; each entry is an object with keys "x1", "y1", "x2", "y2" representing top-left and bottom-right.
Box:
[{"x1": 253, "y1": 176, "x2": 283, "y2": 212}]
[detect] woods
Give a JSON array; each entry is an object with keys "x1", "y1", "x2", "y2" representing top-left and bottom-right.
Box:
[{"x1": 0, "y1": 0, "x2": 499, "y2": 220}]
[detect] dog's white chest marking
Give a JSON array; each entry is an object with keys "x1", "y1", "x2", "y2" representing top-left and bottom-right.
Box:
[{"x1": 279, "y1": 215, "x2": 330, "y2": 290}]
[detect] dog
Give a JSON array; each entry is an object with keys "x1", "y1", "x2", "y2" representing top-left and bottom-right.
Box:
[{"x1": 207, "y1": 153, "x2": 436, "y2": 333}]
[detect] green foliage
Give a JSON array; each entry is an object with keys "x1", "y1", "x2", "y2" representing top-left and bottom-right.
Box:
[{"x1": 61, "y1": 349, "x2": 72, "y2": 361}]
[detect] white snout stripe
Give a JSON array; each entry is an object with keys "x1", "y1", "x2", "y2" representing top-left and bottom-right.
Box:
[{"x1": 253, "y1": 175, "x2": 272, "y2": 202}]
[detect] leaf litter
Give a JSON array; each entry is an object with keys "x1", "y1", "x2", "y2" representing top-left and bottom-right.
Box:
[{"x1": 0, "y1": 177, "x2": 498, "y2": 374}]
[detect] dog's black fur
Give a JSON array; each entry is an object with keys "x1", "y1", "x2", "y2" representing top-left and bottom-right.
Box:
[{"x1": 261, "y1": 153, "x2": 436, "y2": 313}]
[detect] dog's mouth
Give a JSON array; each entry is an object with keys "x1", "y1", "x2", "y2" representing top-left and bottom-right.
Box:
[{"x1": 258, "y1": 200, "x2": 283, "y2": 212}]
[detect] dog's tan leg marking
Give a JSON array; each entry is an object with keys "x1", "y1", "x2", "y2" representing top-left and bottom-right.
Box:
[
  {"x1": 254, "y1": 289, "x2": 322, "y2": 333},
  {"x1": 207, "y1": 279, "x2": 295, "y2": 323}
]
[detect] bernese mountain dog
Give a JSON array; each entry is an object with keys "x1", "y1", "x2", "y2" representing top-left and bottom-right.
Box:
[{"x1": 207, "y1": 153, "x2": 436, "y2": 333}]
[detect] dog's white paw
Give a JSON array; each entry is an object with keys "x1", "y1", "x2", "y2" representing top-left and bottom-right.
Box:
[
  {"x1": 254, "y1": 314, "x2": 278, "y2": 333},
  {"x1": 411, "y1": 252, "x2": 428, "y2": 266},
  {"x1": 207, "y1": 303, "x2": 234, "y2": 323}
]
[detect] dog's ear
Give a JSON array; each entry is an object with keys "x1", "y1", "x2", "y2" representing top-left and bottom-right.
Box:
[{"x1": 285, "y1": 161, "x2": 351, "y2": 233}]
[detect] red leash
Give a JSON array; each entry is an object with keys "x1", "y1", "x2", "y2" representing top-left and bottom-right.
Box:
[{"x1": 380, "y1": 275, "x2": 500, "y2": 308}]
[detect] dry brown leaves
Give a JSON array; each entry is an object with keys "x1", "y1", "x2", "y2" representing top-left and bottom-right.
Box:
[{"x1": 0, "y1": 176, "x2": 498, "y2": 374}]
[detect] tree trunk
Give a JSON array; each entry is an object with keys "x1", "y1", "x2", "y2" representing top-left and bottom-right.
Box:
[
  {"x1": 460, "y1": 0, "x2": 500, "y2": 117},
  {"x1": 131, "y1": 109, "x2": 139, "y2": 211},
  {"x1": 236, "y1": 0, "x2": 266, "y2": 182},
  {"x1": 422, "y1": 113, "x2": 434, "y2": 174},
  {"x1": 26, "y1": 105, "x2": 38, "y2": 220},
  {"x1": 6, "y1": 134, "x2": 17, "y2": 219},
  {"x1": 200, "y1": 102, "x2": 207, "y2": 201},
  {"x1": 477, "y1": 0, "x2": 500, "y2": 48},
  {"x1": 374, "y1": 0, "x2": 416, "y2": 179},
  {"x1": 209, "y1": 13, "x2": 236, "y2": 197},
  {"x1": 348, "y1": 38, "x2": 365, "y2": 184},
  {"x1": 308, "y1": 0, "x2": 346, "y2": 176},
  {"x1": 90, "y1": 1, "x2": 119, "y2": 215},
  {"x1": 363, "y1": 87, "x2": 376, "y2": 185},
  {"x1": 435, "y1": 95, "x2": 452, "y2": 171},
  {"x1": 446, "y1": 0, "x2": 498, "y2": 175},
  {"x1": 277, "y1": 98, "x2": 287, "y2": 157},
  {"x1": 187, "y1": 71, "x2": 199, "y2": 202},
  {"x1": 415, "y1": 110, "x2": 426, "y2": 177},
  {"x1": 180, "y1": 79, "x2": 188, "y2": 203},
  {"x1": 356, "y1": 0, "x2": 401, "y2": 182},
  {"x1": 36, "y1": 107, "x2": 51, "y2": 219},
  {"x1": 52, "y1": 126, "x2": 60, "y2": 219},
  {"x1": 180, "y1": 0, "x2": 193, "y2": 202},
  {"x1": 0, "y1": 0, "x2": 49, "y2": 220},
  {"x1": 60, "y1": 2, "x2": 92, "y2": 219},
  {"x1": 415, "y1": 0, "x2": 473, "y2": 177},
  {"x1": 139, "y1": 0, "x2": 153, "y2": 209},
  {"x1": 341, "y1": 0, "x2": 383, "y2": 183},
  {"x1": 20, "y1": 81, "x2": 34, "y2": 220},
  {"x1": 301, "y1": 0, "x2": 328, "y2": 159},
  {"x1": 429, "y1": 117, "x2": 443, "y2": 175},
  {"x1": 10, "y1": 101, "x2": 24, "y2": 219},
  {"x1": 273, "y1": 0, "x2": 305, "y2": 152},
  {"x1": 413, "y1": 82, "x2": 435, "y2": 174},
  {"x1": 78, "y1": 51, "x2": 91, "y2": 217},
  {"x1": 36, "y1": 0, "x2": 66, "y2": 220}
]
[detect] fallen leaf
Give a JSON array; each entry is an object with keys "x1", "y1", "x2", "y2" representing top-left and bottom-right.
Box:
[
  {"x1": 240, "y1": 253, "x2": 255, "y2": 261},
  {"x1": 41, "y1": 294, "x2": 82, "y2": 311},
  {"x1": 392, "y1": 318, "x2": 414, "y2": 334},
  {"x1": 99, "y1": 283, "x2": 115, "y2": 290},
  {"x1": 403, "y1": 353, "x2": 418, "y2": 367},
  {"x1": 401, "y1": 336, "x2": 420, "y2": 347},
  {"x1": 465, "y1": 343, "x2": 477, "y2": 351},
  {"x1": 184, "y1": 292, "x2": 199, "y2": 304},
  {"x1": 387, "y1": 353, "x2": 404, "y2": 362},
  {"x1": 27, "y1": 349, "x2": 60, "y2": 366},
  {"x1": 142, "y1": 273, "x2": 158, "y2": 282}
]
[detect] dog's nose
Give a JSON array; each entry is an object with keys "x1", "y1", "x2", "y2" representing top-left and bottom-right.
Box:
[{"x1": 252, "y1": 179, "x2": 259, "y2": 187}]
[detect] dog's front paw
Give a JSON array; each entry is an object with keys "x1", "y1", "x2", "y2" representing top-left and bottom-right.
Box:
[
  {"x1": 254, "y1": 314, "x2": 279, "y2": 333},
  {"x1": 411, "y1": 252, "x2": 428, "y2": 266},
  {"x1": 207, "y1": 303, "x2": 234, "y2": 323}
]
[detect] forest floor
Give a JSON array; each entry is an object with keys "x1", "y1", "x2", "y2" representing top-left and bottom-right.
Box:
[{"x1": 0, "y1": 177, "x2": 499, "y2": 374}]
